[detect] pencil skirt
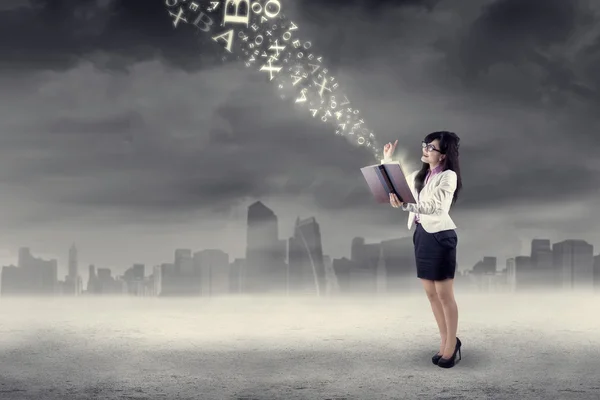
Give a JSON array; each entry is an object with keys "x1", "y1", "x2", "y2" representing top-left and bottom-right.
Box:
[{"x1": 413, "y1": 222, "x2": 458, "y2": 281}]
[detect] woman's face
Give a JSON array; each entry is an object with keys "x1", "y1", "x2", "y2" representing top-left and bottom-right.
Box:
[{"x1": 421, "y1": 139, "x2": 444, "y2": 165}]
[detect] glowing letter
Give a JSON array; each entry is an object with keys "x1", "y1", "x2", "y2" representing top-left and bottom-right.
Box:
[
  {"x1": 260, "y1": 60, "x2": 282, "y2": 81},
  {"x1": 264, "y1": 0, "x2": 281, "y2": 18},
  {"x1": 168, "y1": 7, "x2": 188, "y2": 28},
  {"x1": 223, "y1": 0, "x2": 250, "y2": 26},
  {"x1": 192, "y1": 13, "x2": 214, "y2": 32},
  {"x1": 212, "y1": 30, "x2": 235, "y2": 53}
]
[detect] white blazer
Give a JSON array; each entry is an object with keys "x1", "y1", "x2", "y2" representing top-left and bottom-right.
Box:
[{"x1": 382, "y1": 158, "x2": 457, "y2": 233}]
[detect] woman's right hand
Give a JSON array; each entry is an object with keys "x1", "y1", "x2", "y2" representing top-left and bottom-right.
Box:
[{"x1": 383, "y1": 140, "x2": 398, "y2": 159}]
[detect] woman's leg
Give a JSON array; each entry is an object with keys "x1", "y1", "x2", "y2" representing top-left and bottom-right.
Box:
[
  {"x1": 420, "y1": 279, "x2": 447, "y2": 355},
  {"x1": 434, "y1": 278, "x2": 459, "y2": 358}
]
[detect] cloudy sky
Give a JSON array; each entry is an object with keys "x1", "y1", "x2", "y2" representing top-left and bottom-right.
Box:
[{"x1": 1, "y1": 0, "x2": 599, "y2": 279}]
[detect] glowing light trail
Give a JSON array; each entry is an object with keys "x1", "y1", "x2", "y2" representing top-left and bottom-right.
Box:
[{"x1": 165, "y1": 0, "x2": 381, "y2": 159}]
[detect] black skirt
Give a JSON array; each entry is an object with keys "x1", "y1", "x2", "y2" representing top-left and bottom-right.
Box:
[{"x1": 413, "y1": 222, "x2": 458, "y2": 281}]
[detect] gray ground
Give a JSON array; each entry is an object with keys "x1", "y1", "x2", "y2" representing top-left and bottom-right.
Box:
[{"x1": 1, "y1": 292, "x2": 599, "y2": 400}]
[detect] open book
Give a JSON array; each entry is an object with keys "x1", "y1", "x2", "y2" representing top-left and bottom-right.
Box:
[{"x1": 360, "y1": 161, "x2": 416, "y2": 204}]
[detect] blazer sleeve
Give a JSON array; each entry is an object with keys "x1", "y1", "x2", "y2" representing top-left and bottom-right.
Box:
[{"x1": 401, "y1": 170, "x2": 457, "y2": 216}]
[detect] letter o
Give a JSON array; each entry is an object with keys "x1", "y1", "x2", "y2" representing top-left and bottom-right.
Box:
[
  {"x1": 251, "y1": 2, "x2": 262, "y2": 13},
  {"x1": 264, "y1": 0, "x2": 281, "y2": 18}
]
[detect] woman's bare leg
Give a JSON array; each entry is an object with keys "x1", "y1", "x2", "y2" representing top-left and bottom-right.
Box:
[
  {"x1": 421, "y1": 279, "x2": 447, "y2": 355},
  {"x1": 434, "y1": 278, "x2": 459, "y2": 359}
]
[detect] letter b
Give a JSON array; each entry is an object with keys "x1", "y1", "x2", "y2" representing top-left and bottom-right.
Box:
[{"x1": 223, "y1": 0, "x2": 250, "y2": 26}]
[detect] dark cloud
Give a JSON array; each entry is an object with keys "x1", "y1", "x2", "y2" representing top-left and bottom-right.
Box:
[
  {"x1": 436, "y1": 0, "x2": 600, "y2": 109},
  {"x1": 458, "y1": 0, "x2": 582, "y2": 72},
  {"x1": 1, "y1": 0, "x2": 600, "y2": 270},
  {"x1": 300, "y1": 0, "x2": 440, "y2": 13},
  {"x1": 0, "y1": 0, "x2": 228, "y2": 71},
  {"x1": 0, "y1": 67, "x2": 378, "y2": 220}
]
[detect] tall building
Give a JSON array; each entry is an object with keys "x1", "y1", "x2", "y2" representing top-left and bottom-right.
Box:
[
  {"x1": 123, "y1": 264, "x2": 146, "y2": 296},
  {"x1": 505, "y1": 258, "x2": 516, "y2": 291},
  {"x1": 229, "y1": 258, "x2": 245, "y2": 294},
  {"x1": 153, "y1": 265, "x2": 162, "y2": 296},
  {"x1": 531, "y1": 239, "x2": 551, "y2": 255},
  {"x1": 245, "y1": 201, "x2": 285, "y2": 294},
  {"x1": 472, "y1": 257, "x2": 497, "y2": 274},
  {"x1": 322, "y1": 255, "x2": 339, "y2": 296},
  {"x1": 331, "y1": 257, "x2": 354, "y2": 294},
  {"x1": 553, "y1": 240, "x2": 594, "y2": 291},
  {"x1": 174, "y1": 249, "x2": 193, "y2": 275},
  {"x1": 158, "y1": 263, "x2": 183, "y2": 296},
  {"x1": 87, "y1": 264, "x2": 97, "y2": 294},
  {"x1": 515, "y1": 256, "x2": 532, "y2": 291},
  {"x1": 345, "y1": 237, "x2": 380, "y2": 294},
  {"x1": 2, "y1": 248, "x2": 58, "y2": 296},
  {"x1": 132, "y1": 264, "x2": 145, "y2": 280},
  {"x1": 194, "y1": 249, "x2": 229, "y2": 297},
  {"x1": 174, "y1": 249, "x2": 199, "y2": 296},
  {"x1": 66, "y1": 243, "x2": 81, "y2": 295},
  {"x1": 530, "y1": 239, "x2": 554, "y2": 288},
  {"x1": 287, "y1": 217, "x2": 326, "y2": 296}
]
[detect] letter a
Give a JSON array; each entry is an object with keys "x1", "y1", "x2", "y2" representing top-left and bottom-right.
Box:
[{"x1": 212, "y1": 30, "x2": 235, "y2": 53}]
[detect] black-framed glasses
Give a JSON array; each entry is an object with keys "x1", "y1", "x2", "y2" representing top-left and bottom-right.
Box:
[{"x1": 422, "y1": 141, "x2": 442, "y2": 153}]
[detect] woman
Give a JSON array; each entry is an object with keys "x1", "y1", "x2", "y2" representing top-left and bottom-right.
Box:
[{"x1": 383, "y1": 131, "x2": 463, "y2": 368}]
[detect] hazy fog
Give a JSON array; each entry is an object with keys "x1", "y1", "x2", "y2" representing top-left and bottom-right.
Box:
[{"x1": 1, "y1": 293, "x2": 599, "y2": 399}]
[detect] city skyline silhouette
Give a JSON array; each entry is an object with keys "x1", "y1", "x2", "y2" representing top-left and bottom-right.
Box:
[{"x1": 2, "y1": 201, "x2": 599, "y2": 297}]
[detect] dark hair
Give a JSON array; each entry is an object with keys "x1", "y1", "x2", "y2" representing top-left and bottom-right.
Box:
[{"x1": 414, "y1": 131, "x2": 462, "y2": 205}]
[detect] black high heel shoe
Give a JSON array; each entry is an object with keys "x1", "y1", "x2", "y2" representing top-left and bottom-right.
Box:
[
  {"x1": 432, "y1": 336, "x2": 462, "y2": 364},
  {"x1": 437, "y1": 337, "x2": 462, "y2": 368}
]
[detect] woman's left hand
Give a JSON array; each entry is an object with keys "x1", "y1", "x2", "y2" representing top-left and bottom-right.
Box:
[{"x1": 389, "y1": 193, "x2": 402, "y2": 208}]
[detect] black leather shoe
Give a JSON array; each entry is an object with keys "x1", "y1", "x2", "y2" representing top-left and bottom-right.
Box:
[
  {"x1": 437, "y1": 337, "x2": 462, "y2": 368},
  {"x1": 432, "y1": 353, "x2": 442, "y2": 365}
]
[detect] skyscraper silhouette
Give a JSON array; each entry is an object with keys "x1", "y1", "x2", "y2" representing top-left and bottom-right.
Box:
[
  {"x1": 87, "y1": 264, "x2": 97, "y2": 294},
  {"x1": 530, "y1": 239, "x2": 553, "y2": 288},
  {"x1": 195, "y1": 249, "x2": 229, "y2": 297},
  {"x1": 67, "y1": 244, "x2": 81, "y2": 295},
  {"x1": 553, "y1": 240, "x2": 594, "y2": 291},
  {"x1": 515, "y1": 256, "x2": 532, "y2": 291},
  {"x1": 287, "y1": 217, "x2": 326, "y2": 296},
  {"x1": 245, "y1": 201, "x2": 285, "y2": 293},
  {"x1": 2, "y1": 248, "x2": 58, "y2": 296}
]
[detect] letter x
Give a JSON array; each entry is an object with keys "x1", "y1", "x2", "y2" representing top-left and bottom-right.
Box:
[
  {"x1": 260, "y1": 60, "x2": 282, "y2": 81},
  {"x1": 169, "y1": 7, "x2": 188, "y2": 28},
  {"x1": 314, "y1": 76, "x2": 332, "y2": 98}
]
